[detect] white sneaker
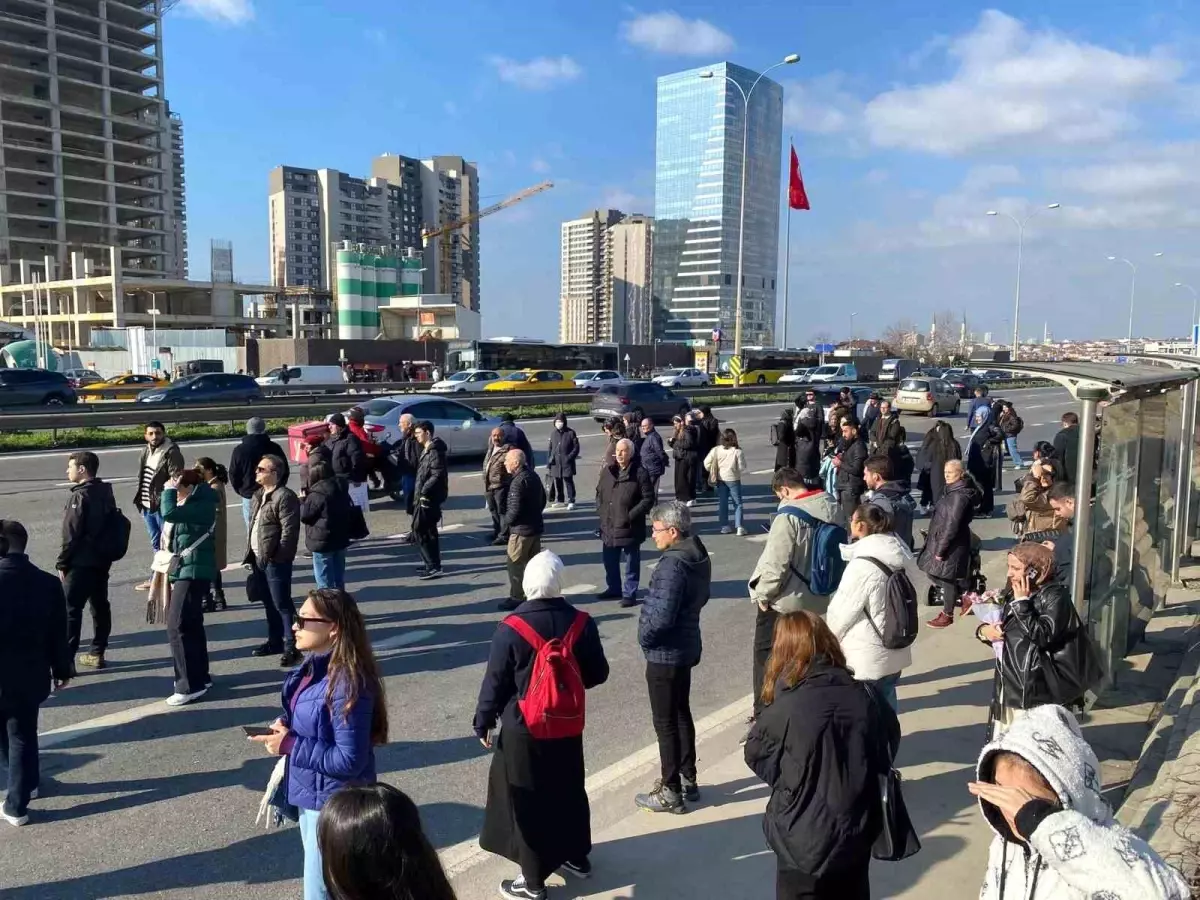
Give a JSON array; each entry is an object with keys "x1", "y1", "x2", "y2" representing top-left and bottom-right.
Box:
[
  {"x1": 166, "y1": 686, "x2": 209, "y2": 707},
  {"x1": 736, "y1": 527, "x2": 747, "y2": 536},
  {"x1": 685, "y1": 500, "x2": 695, "y2": 508},
  {"x1": 566, "y1": 502, "x2": 576, "y2": 511},
  {"x1": 2, "y1": 809, "x2": 28, "y2": 827},
  {"x1": 719, "y1": 526, "x2": 732, "y2": 534}
]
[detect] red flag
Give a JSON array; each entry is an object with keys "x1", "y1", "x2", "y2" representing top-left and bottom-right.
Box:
[{"x1": 788, "y1": 144, "x2": 810, "y2": 210}]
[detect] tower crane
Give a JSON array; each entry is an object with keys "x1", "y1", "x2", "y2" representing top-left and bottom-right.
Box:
[{"x1": 421, "y1": 180, "x2": 553, "y2": 303}]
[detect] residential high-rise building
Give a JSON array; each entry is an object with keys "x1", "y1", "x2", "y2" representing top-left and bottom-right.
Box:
[
  {"x1": 652, "y1": 62, "x2": 784, "y2": 347},
  {"x1": 559, "y1": 210, "x2": 654, "y2": 344},
  {"x1": 268, "y1": 154, "x2": 478, "y2": 307},
  {"x1": 0, "y1": 0, "x2": 187, "y2": 281},
  {"x1": 608, "y1": 214, "x2": 654, "y2": 345}
]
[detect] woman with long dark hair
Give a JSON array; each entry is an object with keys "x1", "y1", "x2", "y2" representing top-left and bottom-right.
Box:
[
  {"x1": 745, "y1": 610, "x2": 896, "y2": 900},
  {"x1": 668, "y1": 413, "x2": 699, "y2": 506},
  {"x1": 916, "y1": 420, "x2": 962, "y2": 510},
  {"x1": 194, "y1": 457, "x2": 228, "y2": 612},
  {"x1": 250, "y1": 588, "x2": 388, "y2": 900},
  {"x1": 318, "y1": 784, "x2": 457, "y2": 900}
]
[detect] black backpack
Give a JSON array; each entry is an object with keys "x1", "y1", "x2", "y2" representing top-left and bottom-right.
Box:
[
  {"x1": 98, "y1": 504, "x2": 132, "y2": 563},
  {"x1": 861, "y1": 557, "x2": 918, "y2": 649}
]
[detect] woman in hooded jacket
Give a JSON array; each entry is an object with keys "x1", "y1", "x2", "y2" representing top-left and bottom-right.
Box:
[
  {"x1": 547, "y1": 412, "x2": 579, "y2": 509},
  {"x1": 668, "y1": 413, "x2": 700, "y2": 505},
  {"x1": 967, "y1": 405, "x2": 1004, "y2": 514},
  {"x1": 826, "y1": 503, "x2": 921, "y2": 713}
]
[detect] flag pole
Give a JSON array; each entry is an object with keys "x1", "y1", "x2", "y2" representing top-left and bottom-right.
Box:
[{"x1": 782, "y1": 137, "x2": 793, "y2": 349}]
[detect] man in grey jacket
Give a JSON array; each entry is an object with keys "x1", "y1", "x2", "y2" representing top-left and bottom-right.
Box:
[
  {"x1": 245, "y1": 454, "x2": 301, "y2": 667},
  {"x1": 747, "y1": 467, "x2": 844, "y2": 721}
]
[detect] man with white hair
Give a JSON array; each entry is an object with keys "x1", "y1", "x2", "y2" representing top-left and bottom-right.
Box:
[
  {"x1": 498, "y1": 449, "x2": 546, "y2": 612},
  {"x1": 229, "y1": 417, "x2": 288, "y2": 528},
  {"x1": 595, "y1": 438, "x2": 653, "y2": 607},
  {"x1": 391, "y1": 412, "x2": 422, "y2": 542}
]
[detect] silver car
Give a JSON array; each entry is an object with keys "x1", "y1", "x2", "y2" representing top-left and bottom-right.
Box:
[
  {"x1": 354, "y1": 395, "x2": 500, "y2": 458},
  {"x1": 574, "y1": 369, "x2": 625, "y2": 390},
  {"x1": 652, "y1": 367, "x2": 710, "y2": 388}
]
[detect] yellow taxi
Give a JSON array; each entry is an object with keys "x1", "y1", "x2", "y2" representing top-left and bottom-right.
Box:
[
  {"x1": 482, "y1": 369, "x2": 576, "y2": 392},
  {"x1": 77, "y1": 373, "x2": 169, "y2": 400}
]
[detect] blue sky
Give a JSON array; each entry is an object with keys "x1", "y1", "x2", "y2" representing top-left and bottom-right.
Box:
[{"x1": 170, "y1": 0, "x2": 1199, "y2": 343}]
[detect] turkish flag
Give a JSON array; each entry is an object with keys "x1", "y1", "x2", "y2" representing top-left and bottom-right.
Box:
[{"x1": 788, "y1": 144, "x2": 810, "y2": 210}]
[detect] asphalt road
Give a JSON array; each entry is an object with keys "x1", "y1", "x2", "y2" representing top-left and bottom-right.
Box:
[{"x1": 0, "y1": 386, "x2": 1076, "y2": 899}]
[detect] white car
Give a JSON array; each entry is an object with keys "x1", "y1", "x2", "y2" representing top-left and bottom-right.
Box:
[
  {"x1": 349, "y1": 395, "x2": 500, "y2": 458},
  {"x1": 777, "y1": 367, "x2": 816, "y2": 385},
  {"x1": 653, "y1": 367, "x2": 710, "y2": 388},
  {"x1": 430, "y1": 369, "x2": 502, "y2": 393},
  {"x1": 574, "y1": 369, "x2": 625, "y2": 390}
]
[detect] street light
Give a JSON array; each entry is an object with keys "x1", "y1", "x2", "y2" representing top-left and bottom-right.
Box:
[
  {"x1": 147, "y1": 306, "x2": 161, "y2": 375},
  {"x1": 985, "y1": 203, "x2": 1059, "y2": 361},
  {"x1": 850, "y1": 312, "x2": 858, "y2": 351},
  {"x1": 1107, "y1": 252, "x2": 1163, "y2": 346},
  {"x1": 700, "y1": 52, "x2": 800, "y2": 385},
  {"x1": 1174, "y1": 282, "x2": 1199, "y2": 343}
]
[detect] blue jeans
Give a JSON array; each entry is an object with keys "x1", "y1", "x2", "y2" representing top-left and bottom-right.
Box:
[
  {"x1": 246, "y1": 558, "x2": 296, "y2": 650},
  {"x1": 312, "y1": 551, "x2": 346, "y2": 590},
  {"x1": 241, "y1": 496, "x2": 253, "y2": 529},
  {"x1": 717, "y1": 480, "x2": 744, "y2": 530},
  {"x1": 868, "y1": 672, "x2": 901, "y2": 714},
  {"x1": 142, "y1": 510, "x2": 164, "y2": 552},
  {"x1": 602, "y1": 543, "x2": 641, "y2": 598},
  {"x1": 1005, "y1": 436, "x2": 1023, "y2": 467},
  {"x1": 298, "y1": 807, "x2": 327, "y2": 900}
]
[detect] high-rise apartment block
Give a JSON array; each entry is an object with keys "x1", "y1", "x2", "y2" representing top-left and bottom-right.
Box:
[
  {"x1": 0, "y1": 0, "x2": 188, "y2": 282},
  {"x1": 268, "y1": 154, "x2": 479, "y2": 309},
  {"x1": 652, "y1": 62, "x2": 783, "y2": 346},
  {"x1": 559, "y1": 209, "x2": 653, "y2": 344}
]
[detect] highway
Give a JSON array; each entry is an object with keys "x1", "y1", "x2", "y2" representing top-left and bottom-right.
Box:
[{"x1": 0, "y1": 386, "x2": 1077, "y2": 899}]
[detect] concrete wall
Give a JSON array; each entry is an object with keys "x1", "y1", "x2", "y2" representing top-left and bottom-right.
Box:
[{"x1": 251, "y1": 338, "x2": 451, "y2": 375}]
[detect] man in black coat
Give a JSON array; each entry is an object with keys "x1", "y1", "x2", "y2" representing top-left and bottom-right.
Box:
[
  {"x1": 1053, "y1": 412, "x2": 1081, "y2": 486},
  {"x1": 635, "y1": 501, "x2": 711, "y2": 814},
  {"x1": 919, "y1": 460, "x2": 975, "y2": 628},
  {"x1": 412, "y1": 420, "x2": 449, "y2": 580},
  {"x1": 229, "y1": 417, "x2": 289, "y2": 527},
  {"x1": 834, "y1": 418, "x2": 868, "y2": 523},
  {"x1": 391, "y1": 412, "x2": 422, "y2": 517},
  {"x1": 0, "y1": 520, "x2": 71, "y2": 826},
  {"x1": 499, "y1": 413, "x2": 534, "y2": 468},
  {"x1": 596, "y1": 439, "x2": 654, "y2": 608},
  {"x1": 637, "y1": 418, "x2": 668, "y2": 497},
  {"x1": 498, "y1": 450, "x2": 546, "y2": 612},
  {"x1": 326, "y1": 413, "x2": 367, "y2": 489},
  {"x1": 859, "y1": 392, "x2": 882, "y2": 441},
  {"x1": 57, "y1": 451, "x2": 117, "y2": 671}
]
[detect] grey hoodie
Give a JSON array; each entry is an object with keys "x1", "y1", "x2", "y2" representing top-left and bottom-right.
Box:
[
  {"x1": 748, "y1": 490, "x2": 843, "y2": 614},
  {"x1": 977, "y1": 704, "x2": 1188, "y2": 900}
]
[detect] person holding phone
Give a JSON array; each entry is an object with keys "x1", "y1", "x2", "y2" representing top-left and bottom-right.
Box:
[{"x1": 249, "y1": 588, "x2": 387, "y2": 900}]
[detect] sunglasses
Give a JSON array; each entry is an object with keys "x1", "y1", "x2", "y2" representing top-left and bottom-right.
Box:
[
  {"x1": 294, "y1": 614, "x2": 333, "y2": 629},
  {"x1": 255, "y1": 465, "x2": 274, "y2": 473}
]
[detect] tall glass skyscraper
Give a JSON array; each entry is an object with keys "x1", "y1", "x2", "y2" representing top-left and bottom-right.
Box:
[{"x1": 652, "y1": 63, "x2": 784, "y2": 348}]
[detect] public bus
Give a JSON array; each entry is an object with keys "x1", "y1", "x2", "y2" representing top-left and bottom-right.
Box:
[
  {"x1": 713, "y1": 348, "x2": 821, "y2": 385},
  {"x1": 446, "y1": 338, "x2": 620, "y2": 376}
]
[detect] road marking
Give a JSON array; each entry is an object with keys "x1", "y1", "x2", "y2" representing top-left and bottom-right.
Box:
[
  {"x1": 562, "y1": 582, "x2": 597, "y2": 595},
  {"x1": 457, "y1": 472, "x2": 482, "y2": 478},
  {"x1": 39, "y1": 698, "x2": 170, "y2": 748},
  {"x1": 439, "y1": 692, "x2": 753, "y2": 878},
  {"x1": 374, "y1": 629, "x2": 436, "y2": 651},
  {"x1": 750, "y1": 468, "x2": 774, "y2": 475},
  {"x1": 385, "y1": 522, "x2": 466, "y2": 539}
]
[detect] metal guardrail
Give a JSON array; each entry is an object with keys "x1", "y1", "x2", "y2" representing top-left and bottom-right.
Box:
[{"x1": 0, "y1": 378, "x2": 1054, "y2": 432}]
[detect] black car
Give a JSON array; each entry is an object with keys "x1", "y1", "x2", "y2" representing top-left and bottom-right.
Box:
[
  {"x1": 136, "y1": 372, "x2": 261, "y2": 405},
  {"x1": 945, "y1": 372, "x2": 983, "y2": 398},
  {"x1": 589, "y1": 381, "x2": 690, "y2": 424},
  {"x1": 0, "y1": 368, "x2": 78, "y2": 408}
]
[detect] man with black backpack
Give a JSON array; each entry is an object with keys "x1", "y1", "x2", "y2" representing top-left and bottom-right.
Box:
[
  {"x1": 58, "y1": 451, "x2": 127, "y2": 672},
  {"x1": 747, "y1": 468, "x2": 847, "y2": 726}
]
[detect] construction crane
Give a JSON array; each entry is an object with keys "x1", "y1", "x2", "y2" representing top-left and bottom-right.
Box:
[{"x1": 422, "y1": 180, "x2": 553, "y2": 303}]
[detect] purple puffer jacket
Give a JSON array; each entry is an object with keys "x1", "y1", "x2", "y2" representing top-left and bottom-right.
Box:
[{"x1": 280, "y1": 651, "x2": 377, "y2": 811}]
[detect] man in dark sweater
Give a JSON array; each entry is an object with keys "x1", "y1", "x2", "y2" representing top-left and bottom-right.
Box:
[
  {"x1": 57, "y1": 451, "x2": 117, "y2": 671},
  {"x1": 834, "y1": 418, "x2": 868, "y2": 523},
  {"x1": 635, "y1": 501, "x2": 711, "y2": 815},
  {"x1": 498, "y1": 449, "x2": 546, "y2": 612},
  {"x1": 229, "y1": 417, "x2": 289, "y2": 528},
  {"x1": 1052, "y1": 412, "x2": 1081, "y2": 486}
]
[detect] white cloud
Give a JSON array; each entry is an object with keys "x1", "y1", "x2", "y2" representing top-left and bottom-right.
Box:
[
  {"x1": 1054, "y1": 144, "x2": 1200, "y2": 197},
  {"x1": 783, "y1": 75, "x2": 863, "y2": 135},
  {"x1": 601, "y1": 188, "x2": 651, "y2": 213},
  {"x1": 862, "y1": 168, "x2": 889, "y2": 185},
  {"x1": 960, "y1": 164, "x2": 1022, "y2": 192},
  {"x1": 176, "y1": 0, "x2": 254, "y2": 24},
  {"x1": 863, "y1": 9, "x2": 1184, "y2": 155},
  {"x1": 531, "y1": 157, "x2": 551, "y2": 174},
  {"x1": 488, "y1": 55, "x2": 582, "y2": 91},
  {"x1": 620, "y1": 11, "x2": 735, "y2": 56}
]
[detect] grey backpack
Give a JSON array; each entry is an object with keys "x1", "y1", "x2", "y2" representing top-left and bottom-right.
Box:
[{"x1": 862, "y1": 557, "x2": 919, "y2": 650}]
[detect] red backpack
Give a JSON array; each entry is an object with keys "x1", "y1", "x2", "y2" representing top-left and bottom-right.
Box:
[{"x1": 504, "y1": 611, "x2": 590, "y2": 740}]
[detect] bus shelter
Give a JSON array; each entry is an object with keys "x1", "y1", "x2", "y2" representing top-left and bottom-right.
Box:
[{"x1": 980, "y1": 360, "x2": 1198, "y2": 690}]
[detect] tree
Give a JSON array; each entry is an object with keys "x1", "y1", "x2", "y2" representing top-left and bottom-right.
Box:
[
  {"x1": 925, "y1": 311, "x2": 961, "y2": 365},
  {"x1": 881, "y1": 320, "x2": 920, "y2": 357},
  {"x1": 810, "y1": 330, "x2": 832, "y2": 348}
]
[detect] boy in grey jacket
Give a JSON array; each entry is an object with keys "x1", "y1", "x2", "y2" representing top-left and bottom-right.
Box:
[{"x1": 747, "y1": 467, "x2": 844, "y2": 719}]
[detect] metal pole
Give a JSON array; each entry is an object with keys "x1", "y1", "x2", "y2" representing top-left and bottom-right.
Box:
[
  {"x1": 1126, "y1": 263, "x2": 1137, "y2": 346},
  {"x1": 733, "y1": 84, "x2": 749, "y2": 387},
  {"x1": 1172, "y1": 378, "x2": 1197, "y2": 583},
  {"x1": 782, "y1": 202, "x2": 791, "y2": 349},
  {"x1": 1011, "y1": 219, "x2": 1024, "y2": 361},
  {"x1": 1071, "y1": 387, "x2": 1107, "y2": 617}
]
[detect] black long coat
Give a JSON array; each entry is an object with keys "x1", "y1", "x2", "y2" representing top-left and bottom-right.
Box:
[
  {"x1": 917, "y1": 429, "x2": 962, "y2": 505},
  {"x1": 547, "y1": 425, "x2": 579, "y2": 478},
  {"x1": 918, "y1": 477, "x2": 974, "y2": 581},
  {"x1": 596, "y1": 459, "x2": 654, "y2": 547}
]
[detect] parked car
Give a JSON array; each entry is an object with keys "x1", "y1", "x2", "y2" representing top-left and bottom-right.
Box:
[
  {"x1": 878, "y1": 359, "x2": 921, "y2": 382},
  {"x1": 912, "y1": 367, "x2": 944, "y2": 379},
  {"x1": 352, "y1": 396, "x2": 501, "y2": 458},
  {"x1": 981, "y1": 369, "x2": 1013, "y2": 382},
  {"x1": 136, "y1": 373, "x2": 261, "y2": 404},
  {"x1": 256, "y1": 364, "x2": 347, "y2": 387},
  {"x1": 893, "y1": 377, "x2": 962, "y2": 416},
  {"x1": 430, "y1": 369, "x2": 502, "y2": 393},
  {"x1": 651, "y1": 367, "x2": 710, "y2": 389},
  {"x1": 483, "y1": 369, "x2": 575, "y2": 392},
  {"x1": 944, "y1": 372, "x2": 983, "y2": 398},
  {"x1": 62, "y1": 368, "x2": 104, "y2": 389},
  {"x1": 77, "y1": 372, "x2": 169, "y2": 400},
  {"x1": 777, "y1": 367, "x2": 817, "y2": 385},
  {"x1": 589, "y1": 381, "x2": 691, "y2": 424},
  {"x1": 0, "y1": 368, "x2": 78, "y2": 408},
  {"x1": 573, "y1": 369, "x2": 626, "y2": 390},
  {"x1": 806, "y1": 362, "x2": 859, "y2": 383}
]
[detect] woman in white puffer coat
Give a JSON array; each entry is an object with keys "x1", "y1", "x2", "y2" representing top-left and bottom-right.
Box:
[{"x1": 826, "y1": 502, "x2": 923, "y2": 713}]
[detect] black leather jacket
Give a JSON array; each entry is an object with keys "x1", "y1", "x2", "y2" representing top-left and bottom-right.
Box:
[{"x1": 997, "y1": 582, "x2": 1076, "y2": 709}]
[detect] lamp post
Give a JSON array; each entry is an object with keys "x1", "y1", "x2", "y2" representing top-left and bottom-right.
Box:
[
  {"x1": 147, "y1": 306, "x2": 161, "y2": 375},
  {"x1": 985, "y1": 203, "x2": 1059, "y2": 361},
  {"x1": 1108, "y1": 252, "x2": 1163, "y2": 347},
  {"x1": 1175, "y1": 283, "x2": 1199, "y2": 349},
  {"x1": 849, "y1": 312, "x2": 857, "y2": 352},
  {"x1": 700, "y1": 53, "x2": 800, "y2": 385}
]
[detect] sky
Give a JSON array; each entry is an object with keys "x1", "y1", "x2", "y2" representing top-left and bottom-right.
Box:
[{"x1": 168, "y1": 0, "x2": 1200, "y2": 345}]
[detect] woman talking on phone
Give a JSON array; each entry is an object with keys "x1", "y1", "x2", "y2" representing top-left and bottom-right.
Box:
[{"x1": 250, "y1": 588, "x2": 388, "y2": 900}]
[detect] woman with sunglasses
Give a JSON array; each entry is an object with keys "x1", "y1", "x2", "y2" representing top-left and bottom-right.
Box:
[{"x1": 250, "y1": 588, "x2": 388, "y2": 900}]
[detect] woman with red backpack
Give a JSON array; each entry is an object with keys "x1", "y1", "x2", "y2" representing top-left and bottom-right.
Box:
[{"x1": 474, "y1": 550, "x2": 610, "y2": 900}]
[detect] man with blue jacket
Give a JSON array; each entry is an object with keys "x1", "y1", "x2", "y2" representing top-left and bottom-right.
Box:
[{"x1": 634, "y1": 501, "x2": 711, "y2": 815}]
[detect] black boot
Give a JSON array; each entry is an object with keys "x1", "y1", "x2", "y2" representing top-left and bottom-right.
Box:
[
  {"x1": 202, "y1": 593, "x2": 216, "y2": 614},
  {"x1": 213, "y1": 590, "x2": 227, "y2": 611}
]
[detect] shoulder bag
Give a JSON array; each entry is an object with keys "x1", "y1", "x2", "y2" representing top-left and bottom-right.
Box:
[
  {"x1": 862, "y1": 683, "x2": 921, "y2": 862},
  {"x1": 1036, "y1": 604, "x2": 1104, "y2": 705},
  {"x1": 151, "y1": 524, "x2": 214, "y2": 577}
]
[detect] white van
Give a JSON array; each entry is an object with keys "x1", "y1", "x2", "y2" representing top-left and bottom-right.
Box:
[
  {"x1": 807, "y1": 363, "x2": 858, "y2": 383},
  {"x1": 256, "y1": 365, "x2": 347, "y2": 388}
]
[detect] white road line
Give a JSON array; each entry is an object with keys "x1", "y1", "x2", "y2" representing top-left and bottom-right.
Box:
[
  {"x1": 439, "y1": 692, "x2": 753, "y2": 878},
  {"x1": 561, "y1": 582, "x2": 598, "y2": 595},
  {"x1": 39, "y1": 698, "x2": 169, "y2": 748},
  {"x1": 457, "y1": 472, "x2": 482, "y2": 479},
  {"x1": 750, "y1": 468, "x2": 774, "y2": 475},
  {"x1": 373, "y1": 629, "x2": 436, "y2": 651}
]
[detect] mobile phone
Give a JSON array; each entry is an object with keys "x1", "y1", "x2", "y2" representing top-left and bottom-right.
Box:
[
  {"x1": 1026, "y1": 566, "x2": 1040, "y2": 583},
  {"x1": 241, "y1": 725, "x2": 275, "y2": 738}
]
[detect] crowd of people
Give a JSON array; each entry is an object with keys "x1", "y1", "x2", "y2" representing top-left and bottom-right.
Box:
[{"x1": 0, "y1": 389, "x2": 1190, "y2": 900}]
